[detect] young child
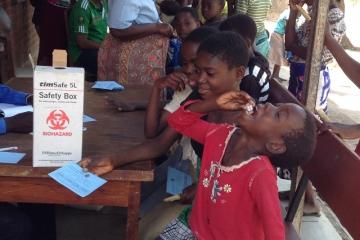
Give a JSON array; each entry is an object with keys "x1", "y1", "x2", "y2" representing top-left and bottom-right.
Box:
[
  {"x1": 173, "y1": 7, "x2": 201, "y2": 40},
  {"x1": 146, "y1": 27, "x2": 217, "y2": 139},
  {"x1": 286, "y1": 0, "x2": 346, "y2": 113},
  {"x1": 161, "y1": 91, "x2": 317, "y2": 239},
  {"x1": 201, "y1": 0, "x2": 226, "y2": 29},
  {"x1": 219, "y1": 14, "x2": 271, "y2": 103},
  {"x1": 167, "y1": 7, "x2": 200, "y2": 73}
]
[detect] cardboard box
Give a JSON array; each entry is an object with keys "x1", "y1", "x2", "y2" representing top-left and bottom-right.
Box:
[{"x1": 33, "y1": 66, "x2": 84, "y2": 167}]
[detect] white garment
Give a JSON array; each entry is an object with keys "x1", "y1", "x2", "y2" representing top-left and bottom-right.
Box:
[
  {"x1": 108, "y1": 0, "x2": 160, "y2": 29},
  {"x1": 164, "y1": 86, "x2": 198, "y2": 167}
]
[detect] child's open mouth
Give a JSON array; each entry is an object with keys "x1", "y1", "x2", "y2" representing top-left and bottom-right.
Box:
[{"x1": 245, "y1": 105, "x2": 257, "y2": 117}]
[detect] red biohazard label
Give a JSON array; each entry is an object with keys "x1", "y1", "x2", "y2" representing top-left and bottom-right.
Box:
[{"x1": 46, "y1": 110, "x2": 70, "y2": 130}]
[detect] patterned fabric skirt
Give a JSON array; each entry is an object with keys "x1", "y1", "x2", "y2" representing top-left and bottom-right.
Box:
[
  {"x1": 97, "y1": 34, "x2": 169, "y2": 85},
  {"x1": 158, "y1": 218, "x2": 195, "y2": 240},
  {"x1": 288, "y1": 62, "x2": 331, "y2": 112}
]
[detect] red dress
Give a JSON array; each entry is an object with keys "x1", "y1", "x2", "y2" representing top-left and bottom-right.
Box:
[
  {"x1": 355, "y1": 141, "x2": 360, "y2": 156},
  {"x1": 168, "y1": 102, "x2": 285, "y2": 240}
]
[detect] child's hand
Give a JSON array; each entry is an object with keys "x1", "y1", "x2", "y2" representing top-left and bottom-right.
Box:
[
  {"x1": 216, "y1": 91, "x2": 255, "y2": 111},
  {"x1": 180, "y1": 184, "x2": 197, "y2": 204},
  {"x1": 156, "y1": 71, "x2": 188, "y2": 91},
  {"x1": 79, "y1": 156, "x2": 115, "y2": 176}
]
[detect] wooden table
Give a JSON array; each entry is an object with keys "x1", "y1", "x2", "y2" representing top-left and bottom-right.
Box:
[{"x1": 0, "y1": 78, "x2": 154, "y2": 240}]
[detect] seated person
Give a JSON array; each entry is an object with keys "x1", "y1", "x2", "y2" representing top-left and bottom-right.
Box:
[
  {"x1": 202, "y1": 0, "x2": 226, "y2": 29},
  {"x1": 0, "y1": 84, "x2": 33, "y2": 134},
  {"x1": 219, "y1": 14, "x2": 271, "y2": 103},
  {"x1": 160, "y1": 90, "x2": 317, "y2": 239},
  {"x1": 68, "y1": 0, "x2": 108, "y2": 81}
]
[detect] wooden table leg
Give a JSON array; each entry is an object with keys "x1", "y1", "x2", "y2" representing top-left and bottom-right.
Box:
[{"x1": 126, "y1": 182, "x2": 141, "y2": 240}]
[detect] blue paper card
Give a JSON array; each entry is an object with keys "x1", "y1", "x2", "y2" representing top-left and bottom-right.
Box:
[
  {"x1": 92, "y1": 81, "x2": 124, "y2": 91},
  {"x1": 48, "y1": 163, "x2": 107, "y2": 197},
  {"x1": 0, "y1": 152, "x2": 26, "y2": 164},
  {"x1": 83, "y1": 115, "x2": 96, "y2": 123},
  {"x1": 166, "y1": 167, "x2": 193, "y2": 195}
]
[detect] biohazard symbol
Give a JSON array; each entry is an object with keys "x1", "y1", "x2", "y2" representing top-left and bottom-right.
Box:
[{"x1": 46, "y1": 110, "x2": 70, "y2": 130}]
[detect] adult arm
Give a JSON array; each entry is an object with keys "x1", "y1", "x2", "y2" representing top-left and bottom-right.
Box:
[
  {"x1": 327, "y1": 123, "x2": 360, "y2": 139},
  {"x1": 0, "y1": 84, "x2": 29, "y2": 105},
  {"x1": 109, "y1": 23, "x2": 172, "y2": 41},
  {"x1": 0, "y1": 112, "x2": 33, "y2": 135},
  {"x1": 324, "y1": 33, "x2": 360, "y2": 88},
  {"x1": 108, "y1": 1, "x2": 173, "y2": 41}
]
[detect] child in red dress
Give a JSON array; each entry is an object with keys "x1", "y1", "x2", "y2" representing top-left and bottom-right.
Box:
[{"x1": 166, "y1": 91, "x2": 317, "y2": 239}]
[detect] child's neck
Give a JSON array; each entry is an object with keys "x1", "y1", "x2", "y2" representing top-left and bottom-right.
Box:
[
  {"x1": 205, "y1": 15, "x2": 222, "y2": 24},
  {"x1": 222, "y1": 129, "x2": 262, "y2": 167}
]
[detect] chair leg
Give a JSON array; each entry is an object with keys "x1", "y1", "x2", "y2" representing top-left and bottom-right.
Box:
[{"x1": 285, "y1": 174, "x2": 309, "y2": 223}]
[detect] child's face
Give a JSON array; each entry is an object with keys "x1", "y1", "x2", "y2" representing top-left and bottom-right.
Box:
[
  {"x1": 181, "y1": 41, "x2": 200, "y2": 88},
  {"x1": 194, "y1": 50, "x2": 245, "y2": 99},
  {"x1": 174, "y1": 12, "x2": 200, "y2": 40},
  {"x1": 237, "y1": 103, "x2": 306, "y2": 142},
  {"x1": 201, "y1": 0, "x2": 223, "y2": 20}
]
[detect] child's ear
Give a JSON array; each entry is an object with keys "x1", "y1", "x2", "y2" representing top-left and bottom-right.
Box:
[
  {"x1": 265, "y1": 140, "x2": 286, "y2": 155},
  {"x1": 235, "y1": 66, "x2": 246, "y2": 80}
]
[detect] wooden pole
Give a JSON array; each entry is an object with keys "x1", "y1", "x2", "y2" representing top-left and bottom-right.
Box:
[
  {"x1": 291, "y1": 0, "x2": 330, "y2": 233},
  {"x1": 302, "y1": 0, "x2": 330, "y2": 110}
]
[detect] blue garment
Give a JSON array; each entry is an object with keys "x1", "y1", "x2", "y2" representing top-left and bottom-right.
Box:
[
  {"x1": 255, "y1": 30, "x2": 270, "y2": 57},
  {"x1": 274, "y1": 9, "x2": 290, "y2": 35},
  {"x1": 166, "y1": 38, "x2": 182, "y2": 73},
  {"x1": 0, "y1": 84, "x2": 29, "y2": 134},
  {"x1": 288, "y1": 62, "x2": 330, "y2": 112},
  {"x1": 107, "y1": 0, "x2": 160, "y2": 29}
]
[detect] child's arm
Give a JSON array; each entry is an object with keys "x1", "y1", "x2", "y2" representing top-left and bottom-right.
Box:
[
  {"x1": 79, "y1": 127, "x2": 180, "y2": 175},
  {"x1": 250, "y1": 169, "x2": 285, "y2": 239},
  {"x1": 145, "y1": 71, "x2": 188, "y2": 138},
  {"x1": 324, "y1": 27, "x2": 360, "y2": 88},
  {"x1": 327, "y1": 123, "x2": 360, "y2": 139},
  {"x1": 168, "y1": 91, "x2": 255, "y2": 143}
]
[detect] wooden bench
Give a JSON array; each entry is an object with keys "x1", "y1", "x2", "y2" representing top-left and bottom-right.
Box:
[{"x1": 269, "y1": 78, "x2": 360, "y2": 239}]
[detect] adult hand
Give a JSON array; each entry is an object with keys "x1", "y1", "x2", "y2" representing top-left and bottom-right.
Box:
[
  {"x1": 5, "y1": 112, "x2": 33, "y2": 133},
  {"x1": 157, "y1": 23, "x2": 174, "y2": 38},
  {"x1": 155, "y1": 71, "x2": 188, "y2": 91},
  {"x1": 180, "y1": 184, "x2": 197, "y2": 204},
  {"x1": 216, "y1": 91, "x2": 255, "y2": 111},
  {"x1": 79, "y1": 156, "x2": 115, "y2": 176}
]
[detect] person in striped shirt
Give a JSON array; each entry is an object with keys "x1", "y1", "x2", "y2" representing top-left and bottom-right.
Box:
[
  {"x1": 68, "y1": 0, "x2": 108, "y2": 81},
  {"x1": 235, "y1": 0, "x2": 271, "y2": 57}
]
